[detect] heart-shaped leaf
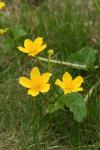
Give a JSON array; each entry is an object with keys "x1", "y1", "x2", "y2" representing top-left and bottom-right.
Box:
[
  {"x1": 47, "y1": 93, "x2": 87, "y2": 122},
  {"x1": 68, "y1": 47, "x2": 98, "y2": 70}
]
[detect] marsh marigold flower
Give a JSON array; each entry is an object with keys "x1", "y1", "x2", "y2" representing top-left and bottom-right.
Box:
[
  {"x1": 55, "y1": 72, "x2": 84, "y2": 94},
  {"x1": 19, "y1": 67, "x2": 52, "y2": 97},
  {"x1": 0, "y1": 1, "x2": 5, "y2": 9},
  {"x1": 17, "y1": 37, "x2": 47, "y2": 57}
]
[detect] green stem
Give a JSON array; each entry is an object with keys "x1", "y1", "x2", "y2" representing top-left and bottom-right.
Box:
[
  {"x1": 38, "y1": 57, "x2": 99, "y2": 70},
  {"x1": 47, "y1": 56, "x2": 50, "y2": 71}
]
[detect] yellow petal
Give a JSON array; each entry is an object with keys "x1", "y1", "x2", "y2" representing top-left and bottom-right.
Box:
[
  {"x1": 71, "y1": 87, "x2": 83, "y2": 92},
  {"x1": 40, "y1": 84, "x2": 50, "y2": 93},
  {"x1": 38, "y1": 44, "x2": 47, "y2": 52},
  {"x1": 28, "y1": 44, "x2": 47, "y2": 56},
  {"x1": 30, "y1": 67, "x2": 41, "y2": 80},
  {"x1": 41, "y1": 73, "x2": 52, "y2": 83},
  {"x1": 73, "y1": 76, "x2": 84, "y2": 88},
  {"x1": 55, "y1": 79, "x2": 64, "y2": 89},
  {"x1": 17, "y1": 46, "x2": 30, "y2": 53},
  {"x1": 28, "y1": 88, "x2": 39, "y2": 97},
  {"x1": 62, "y1": 72, "x2": 72, "y2": 83},
  {"x1": 28, "y1": 51, "x2": 39, "y2": 57},
  {"x1": 19, "y1": 77, "x2": 32, "y2": 88},
  {"x1": 33, "y1": 37, "x2": 43, "y2": 47},
  {"x1": 64, "y1": 90, "x2": 71, "y2": 95},
  {"x1": 24, "y1": 39, "x2": 34, "y2": 49}
]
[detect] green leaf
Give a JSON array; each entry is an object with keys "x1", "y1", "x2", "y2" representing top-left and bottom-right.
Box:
[
  {"x1": 47, "y1": 93, "x2": 87, "y2": 122},
  {"x1": 68, "y1": 47, "x2": 97, "y2": 70},
  {"x1": 11, "y1": 27, "x2": 26, "y2": 39},
  {"x1": 46, "y1": 104, "x2": 57, "y2": 113},
  {"x1": 46, "y1": 102, "x2": 64, "y2": 113},
  {"x1": 62, "y1": 93, "x2": 87, "y2": 122}
]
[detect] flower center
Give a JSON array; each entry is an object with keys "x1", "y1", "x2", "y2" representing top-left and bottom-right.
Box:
[
  {"x1": 33, "y1": 81, "x2": 43, "y2": 91},
  {"x1": 65, "y1": 82, "x2": 74, "y2": 91}
]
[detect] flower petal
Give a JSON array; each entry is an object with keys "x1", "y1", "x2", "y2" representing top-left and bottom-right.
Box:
[
  {"x1": 28, "y1": 51, "x2": 39, "y2": 57},
  {"x1": 64, "y1": 90, "x2": 71, "y2": 94},
  {"x1": 30, "y1": 67, "x2": 41, "y2": 80},
  {"x1": 33, "y1": 37, "x2": 43, "y2": 47},
  {"x1": 41, "y1": 73, "x2": 52, "y2": 83},
  {"x1": 28, "y1": 44, "x2": 47, "y2": 56},
  {"x1": 55, "y1": 79, "x2": 64, "y2": 89},
  {"x1": 17, "y1": 46, "x2": 29, "y2": 53},
  {"x1": 38, "y1": 44, "x2": 47, "y2": 52},
  {"x1": 28, "y1": 89, "x2": 39, "y2": 97},
  {"x1": 62, "y1": 72, "x2": 72, "y2": 83},
  {"x1": 24, "y1": 39, "x2": 34, "y2": 49},
  {"x1": 19, "y1": 77, "x2": 32, "y2": 88},
  {"x1": 71, "y1": 87, "x2": 83, "y2": 92},
  {"x1": 73, "y1": 76, "x2": 84, "y2": 88},
  {"x1": 40, "y1": 84, "x2": 50, "y2": 93},
  {"x1": 0, "y1": 2, "x2": 5, "y2": 9}
]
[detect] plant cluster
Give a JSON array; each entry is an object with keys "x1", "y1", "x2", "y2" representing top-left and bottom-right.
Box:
[{"x1": 18, "y1": 37, "x2": 86, "y2": 123}]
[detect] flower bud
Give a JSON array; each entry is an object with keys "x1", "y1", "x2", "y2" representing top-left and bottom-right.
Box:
[
  {"x1": 47, "y1": 49, "x2": 54, "y2": 58},
  {"x1": 0, "y1": 28, "x2": 8, "y2": 35}
]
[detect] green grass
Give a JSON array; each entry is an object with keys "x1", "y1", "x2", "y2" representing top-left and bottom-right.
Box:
[{"x1": 0, "y1": 0, "x2": 100, "y2": 149}]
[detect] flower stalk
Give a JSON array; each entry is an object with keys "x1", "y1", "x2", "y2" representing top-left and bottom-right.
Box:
[{"x1": 38, "y1": 57, "x2": 99, "y2": 70}]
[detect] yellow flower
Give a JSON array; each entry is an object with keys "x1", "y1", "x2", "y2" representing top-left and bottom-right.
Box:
[
  {"x1": 0, "y1": 28, "x2": 8, "y2": 35},
  {"x1": 0, "y1": 1, "x2": 5, "y2": 9},
  {"x1": 17, "y1": 37, "x2": 47, "y2": 57},
  {"x1": 55, "y1": 72, "x2": 84, "y2": 94},
  {"x1": 19, "y1": 67, "x2": 52, "y2": 97}
]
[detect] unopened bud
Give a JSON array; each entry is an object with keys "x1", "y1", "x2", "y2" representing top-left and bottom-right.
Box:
[
  {"x1": 47, "y1": 49, "x2": 54, "y2": 58},
  {"x1": 0, "y1": 28, "x2": 9, "y2": 35}
]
